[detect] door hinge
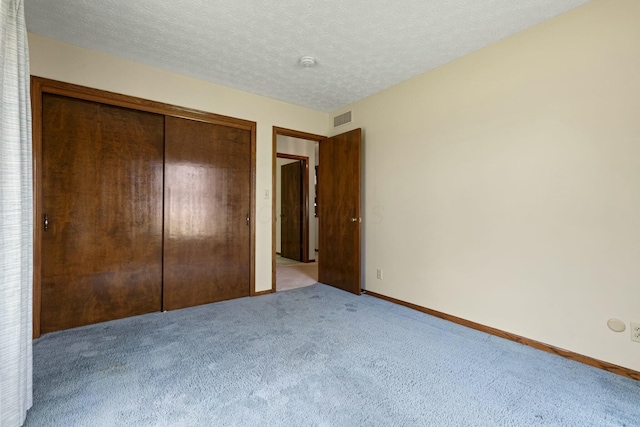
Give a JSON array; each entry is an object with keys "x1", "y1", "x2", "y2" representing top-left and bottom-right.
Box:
[{"x1": 246, "y1": 214, "x2": 250, "y2": 226}]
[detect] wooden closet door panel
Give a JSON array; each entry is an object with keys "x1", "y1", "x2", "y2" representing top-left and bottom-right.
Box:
[
  {"x1": 163, "y1": 116, "x2": 251, "y2": 311},
  {"x1": 41, "y1": 94, "x2": 164, "y2": 333}
]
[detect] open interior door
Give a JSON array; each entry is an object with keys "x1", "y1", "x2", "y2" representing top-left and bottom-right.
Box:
[
  {"x1": 281, "y1": 161, "x2": 303, "y2": 261},
  {"x1": 318, "y1": 128, "x2": 361, "y2": 294}
]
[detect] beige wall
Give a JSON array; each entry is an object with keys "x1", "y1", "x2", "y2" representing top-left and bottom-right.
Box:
[
  {"x1": 331, "y1": 0, "x2": 640, "y2": 371},
  {"x1": 28, "y1": 33, "x2": 329, "y2": 294}
]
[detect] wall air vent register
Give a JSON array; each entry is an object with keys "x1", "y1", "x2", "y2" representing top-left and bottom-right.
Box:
[{"x1": 333, "y1": 111, "x2": 352, "y2": 127}]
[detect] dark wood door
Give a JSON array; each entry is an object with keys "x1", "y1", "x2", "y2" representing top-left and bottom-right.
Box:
[
  {"x1": 281, "y1": 161, "x2": 303, "y2": 261},
  {"x1": 163, "y1": 116, "x2": 251, "y2": 311},
  {"x1": 318, "y1": 128, "x2": 362, "y2": 294},
  {"x1": 41, "y1": 94, "x2": 164, "y2": 333}
]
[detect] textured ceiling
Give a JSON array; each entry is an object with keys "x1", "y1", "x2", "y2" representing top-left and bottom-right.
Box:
[{"x1": 25, "y1": 0, "x2": 590, "y2": 112}]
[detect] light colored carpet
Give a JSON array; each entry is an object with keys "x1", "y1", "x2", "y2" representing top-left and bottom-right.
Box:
[
  {"x1": 275, "y1": 255, "x2": 302, "y2": 266},
  {"x1": 25, "y1": 284, "x2": 640, "y2": 427},
  {"x1": 276, "y1": 262, "x2": 318, "y2": 292}
]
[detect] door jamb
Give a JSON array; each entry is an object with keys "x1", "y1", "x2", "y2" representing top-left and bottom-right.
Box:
[{"x1": 272, "y1": 127, "x2": 325, "y2": 292}]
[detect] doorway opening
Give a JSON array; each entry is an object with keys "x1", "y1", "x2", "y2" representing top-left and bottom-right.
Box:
[
  {"x1": 272, "y1": 128, "x2": 324, "y2": 292},
  {"x1": 277, "y1": 153, "x2": 310, "y2": 263},
  {"x1": 272, "y1": 126, "x2": 362, "y2": 295}
]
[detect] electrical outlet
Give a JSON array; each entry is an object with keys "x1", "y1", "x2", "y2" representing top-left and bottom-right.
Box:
[
  {"x1": 376, "y1": 269, "x2": 383, "y2": 280},
  {"x1": 631, "y1": 323, "x2": 640, "y2": 343}
]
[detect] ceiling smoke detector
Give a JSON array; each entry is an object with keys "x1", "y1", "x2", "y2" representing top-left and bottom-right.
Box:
[{"x1": 299, "y1": 56, "x2": 316, "y2": 68}]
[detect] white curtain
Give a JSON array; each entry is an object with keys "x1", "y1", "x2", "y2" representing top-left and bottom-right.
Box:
[{"x1": 0, "y1": 0, "x2": 33, "y2": 426}]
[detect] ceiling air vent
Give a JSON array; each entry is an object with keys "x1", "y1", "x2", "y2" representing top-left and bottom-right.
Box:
[{"x1": 333, "y1": 111, "x2": 352, "y2": 128}]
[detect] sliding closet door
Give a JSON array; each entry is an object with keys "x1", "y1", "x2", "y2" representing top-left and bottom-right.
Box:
[
  {"x1": 41, "y1": 94, "x2": 164, "y2": 333},
  {"x1": 163, "y1": 117, "x2": 251, "y2": 310}
]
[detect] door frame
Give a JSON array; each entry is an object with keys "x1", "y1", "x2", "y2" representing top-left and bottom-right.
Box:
[
  {"x1": 272, "y1": 127, "x2": 325, "y2": 291},
  {"x1": 31, "y1": 76, "x2": 257, "y2": 338},
  {"x1": 277, "y1": 153, "x2": 310, "y2": 263}
]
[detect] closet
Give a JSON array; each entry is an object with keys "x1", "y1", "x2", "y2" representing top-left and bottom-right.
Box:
[{"x1": 33, "y1": 78, "x2": 255, "y2": 335}]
